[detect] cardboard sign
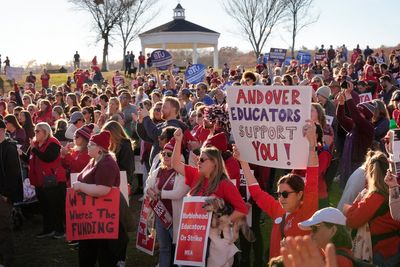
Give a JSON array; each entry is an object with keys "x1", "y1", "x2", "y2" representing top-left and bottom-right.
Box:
[
  {"x1": 174, "y1": 196, "x2": 212, "y2": 267},
  {"x1": 314, "y1": 52, "x2": 326, "y2": 61},
  {"x1": 65, "y1": 187, "x2": 120, "y2": 241},
  {"x1": 358, "y1": 92, "x2": 372, "y2": 103},
  {"x1": 269, "y1": 48, "x2": 287, "y2": 64},
  {"x1": 150, "y1": 50, "x2": 173, "y2": 70},
  {"x1": 185, "y1": 64, "x2": 206, "y2": 84},
  {"x1": 5, "y1": 66, "x2": 24, "y2": 80},
  {"x1": 226, "y1": 86, "x2": 312, "y2": 169},
  {"x1": 136, "y1": 197, "x2": 156, "y2": 255}
]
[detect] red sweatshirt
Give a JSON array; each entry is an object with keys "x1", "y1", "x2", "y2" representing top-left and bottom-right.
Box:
[
  {"x1": 346, "y1": 192, "x2": 400, "y2": 260},
  {"x1": 248, "y1": 166, "x2": 319, "y2": 258}
]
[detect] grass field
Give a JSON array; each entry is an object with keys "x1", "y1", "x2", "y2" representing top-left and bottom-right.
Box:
[{"x1": 13, "y1": 180, "x2": 343, "y2": 267}]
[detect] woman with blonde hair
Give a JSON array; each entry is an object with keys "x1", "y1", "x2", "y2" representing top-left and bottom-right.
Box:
[
  {"x1": 345, "y1": 151, "x2": 400, "y2": 266},
  {"x1": 102, "y1": 121, "x2": 135, "y2": 187},
  {"x1": 107, "y1": 97, "x2": 121, "y2": 117},
  {"x1": 19, "y1": 122, "x2": 67, "y2": 239}
]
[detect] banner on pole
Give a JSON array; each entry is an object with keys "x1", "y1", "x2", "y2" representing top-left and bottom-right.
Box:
[
  {"x1": 226, "y1": 86, "x2": 312, "y2": 169},
  {"x1": 5, "y1": 66, "x2": 24, "y2": 81},
  {"x1": 269, "y1": 48, "x2": 287, "y2": 64}
]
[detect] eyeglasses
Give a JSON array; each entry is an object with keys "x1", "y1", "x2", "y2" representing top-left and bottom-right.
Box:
[
  {"x1": 161, "y1": 151, "x2": 172, "y2": 157},
  {"x1": 310, "y1": 224, "x2": 322, "y2": 233},
  {"x1": 197, "y1": 113, "x2": 203, "y2": 118},
  {"x1": 154, "y1": 108, "x2": 161, "y2": 112},
  {"x1": 198, "y1": 157, "x2": 210, "y2": 163},
  {"x1": 275, "y1": 191, "x2": 296, "y2": 198}
]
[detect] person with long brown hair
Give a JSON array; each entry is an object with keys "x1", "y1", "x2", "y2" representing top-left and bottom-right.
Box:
[
  {"x1": 102, "y1": 121, "x2": 135, "y2": 186},
  {"x1": 233, "y1": 121, "x2": 319, "y2": 259},
  {"x1": 4, "y1": 114, "x2": 26, "y2": 149},
  {"x1": 344, "y1": 151, "x2": 400, "y2": 266}
]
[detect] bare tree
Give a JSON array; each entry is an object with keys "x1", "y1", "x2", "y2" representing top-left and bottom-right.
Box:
[
  {"x1": 117, "y1": 0, "x2": 159, "y2": 69},
  {"x1": 70, "y1": 0, "x2": 131, "y2": 71},
  {"x1": 223, "y1": 0, "x2": 287, "y2": 59},
  {"x1": 286, "y1": 0, "x2": 319, "y2": 58}
]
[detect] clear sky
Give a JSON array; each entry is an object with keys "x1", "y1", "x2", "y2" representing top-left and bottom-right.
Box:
[{"x1": 1, "y1": 0, "x2": 399, "y2": 67}]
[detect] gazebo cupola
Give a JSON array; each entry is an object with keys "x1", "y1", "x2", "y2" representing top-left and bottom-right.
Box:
[{"x1": 173, "y1": 4, "x2": 185, "y2": 20}]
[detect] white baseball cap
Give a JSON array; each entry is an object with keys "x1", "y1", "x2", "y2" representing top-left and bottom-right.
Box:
[{"x1": 298, "y1": 207, "x2": 346, "y2": 230}]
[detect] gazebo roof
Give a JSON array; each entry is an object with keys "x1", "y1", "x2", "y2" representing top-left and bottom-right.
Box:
[{"x1": 140, "y1": 19, "x2": 218, "y2": 35}]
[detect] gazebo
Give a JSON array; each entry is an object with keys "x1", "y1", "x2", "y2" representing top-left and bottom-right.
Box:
[{"x1": 139, "y1": 4, "x2": 220, "y2": 68}]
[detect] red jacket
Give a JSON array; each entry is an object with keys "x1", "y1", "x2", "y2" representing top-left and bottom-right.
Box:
[
  {"x1": 224, "y1": 156, "x2": 240, "y2": 189},
  {"x1": 248, "y1": 167, "x2": 318, "y2": 258},
  {"x1": 62, "y1": 149, "x2": 91, "y2": 185},
  {"x1": 33, "y1": 109, "x2": 54, "y2": 126},
  {"x1": 346, "y1": 192, "x2": 400, "y2": 260},
  {"x1": 29, "y1": 137, "x2": 66, "y2": 187}
]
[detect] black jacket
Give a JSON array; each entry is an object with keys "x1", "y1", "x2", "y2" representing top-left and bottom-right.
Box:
[
  {"x1": 116, "y1": 139, "x2": 135, "y2": 180},
  {"x1": 0, "y1": 138, "x2": 23, "y2": 203}
]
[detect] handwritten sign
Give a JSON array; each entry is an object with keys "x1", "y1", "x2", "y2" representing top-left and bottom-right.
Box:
[
  {"x1": 185, "y1": 64, "x2": 206, "y2": 84},
  {"x1": 65, "y1": 188, "x2": 120, "y2": 241},
  {"x1": 226, "y1": 86, "x2": 312, "y2": 169},
  {"x1": 136, "y1": 197, "x2": 156, "y2": 255},
  {"x1": 151, "y1": 50, "x2": 173, "y2": 70},
  {"x1": 174, "y1": 196, "x2": 212, "y2": 267},
  {"x1": 5, "y1": 66, "x2": 24, "y2": 81},
  {"x1": 269, "y1": 48, "x2": 287, "y2": 64},
  {"x1": 358, "y1": 93, "x2": 372, "y2": 103}
]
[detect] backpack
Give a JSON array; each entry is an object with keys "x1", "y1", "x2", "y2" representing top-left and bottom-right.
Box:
[{"x1": 336, "y1": 249, "x2": 377, "y2": 267}]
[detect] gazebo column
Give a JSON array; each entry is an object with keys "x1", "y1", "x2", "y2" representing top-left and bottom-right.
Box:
[
  {"x1": 213, "y1": 44, "x2": 219, "y2": 69},
  {"x1": 141, "y1": 42, "x2": 145, "y2": 55},
  {"x1": 192, "y1": 43, "x2": 198, "y2": 64},
  {"x1": 162, "y1": 43, "x2": 167, "y2": 50}
]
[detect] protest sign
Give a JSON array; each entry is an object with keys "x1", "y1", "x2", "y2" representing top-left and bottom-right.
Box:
[
  {"x1": 151, "y1": 50, "x2": 173, "y2": 70},
  {"x1": 5, "y1": 66, "x2": 24, "y2": 80},
  {"x1": 65, "y1": 187, "x2": 120, "y2": 241},
  {"x1": 269, "y1": 48, "x2": 287, "y2": 64},
  {"x1": 174, "y1": 196, "x2": 212, "y2": 267},
  {"x1": 284, "y1": 58, "x2": 293, "y2": 66},
  {"x1": 226, "y1": 86, "x2": 312, "y2": 169},
  {"x1": 314, "y1": 52, "x2": 326, "y2": 61},
  {"x1": 185, "y1": 64, "x2": 206, "y2": 84},
  {"x1": 358, "y1": 92, "x2": 372, "y2": 103},
  {"x1": 297, "y1": 51, "x2": 311, "y2": 65},
  {"x1": 136, "y1": 197, "x2": 156, "y2": 255}
]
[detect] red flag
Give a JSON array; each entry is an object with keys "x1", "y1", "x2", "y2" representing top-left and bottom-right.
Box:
[{"x1": 91, "y1": 56, "x2": 97, "y2": 66}]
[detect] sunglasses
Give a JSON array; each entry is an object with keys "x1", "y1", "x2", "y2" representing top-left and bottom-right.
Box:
[
  {"x1": 154, "y1": 108, "x2": 161, "y2": 112},
  {"x1": 198, "y1": 157, "x2": 210, "y2": 163},
  {"x1": 274, "y1": 191, "x2": 296, "y2": 198},
  {"x1": 161, "y1": 151, "x2": 172, "y2": 157}
]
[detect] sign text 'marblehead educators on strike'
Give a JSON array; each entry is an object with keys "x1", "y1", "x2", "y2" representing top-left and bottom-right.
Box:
[{"x1": 65, "y1": 188, "x2": 120, "y2": 241}]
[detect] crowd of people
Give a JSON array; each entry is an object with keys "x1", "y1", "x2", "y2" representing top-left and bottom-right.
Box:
[{"x1": 0, "y1": 44, "x2": 400, "y2": 267}]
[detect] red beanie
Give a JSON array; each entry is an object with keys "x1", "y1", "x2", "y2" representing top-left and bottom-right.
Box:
[
  {"x1": 163, "y1": 139, "x2": 175, "y2": 152},
  {"x1": 76, "y1": 124, "x2": 94, "y2": 141},
  {"x1": 90, "y1": 130, "x2": 111, "y2": 151},
  {"x1": 205, "y1": 133, "x2": 228, "y2": 152}
]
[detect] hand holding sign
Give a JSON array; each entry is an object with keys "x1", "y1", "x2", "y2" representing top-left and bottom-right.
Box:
[
  {"x1": 384, "y1": 170, "x2": 399, "y2": 188},
  {"x1": 232, "y1": 144, "x2": 242, "y2": 162}
]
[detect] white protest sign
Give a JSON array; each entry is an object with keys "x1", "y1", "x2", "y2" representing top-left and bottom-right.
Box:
[
  {"x1": 358, "y1": 93, "x2": 372, "y2": 103},
  {"x1": 226, "y1": 86, "x2": 312, "y2": 169},
  {"x1": 5, "y1": 66, "x2": 24, "y2": 80}
]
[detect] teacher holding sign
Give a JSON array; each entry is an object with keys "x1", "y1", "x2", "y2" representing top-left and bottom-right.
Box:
[
  {"x1": 233, "y1": 120, "x2": 319, "y2": 259},
  {"x1": 171, "y1": 128, "x2": 248, "y2": 265},
  {"x1": 72, "y1": 131, "x2": 127, "y2": 267}
]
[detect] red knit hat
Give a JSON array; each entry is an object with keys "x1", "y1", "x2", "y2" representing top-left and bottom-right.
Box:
[
  {"x1": 163, "y1": 139, "x2": 175, "y2": 152},
  {"x1": 90, "y1": 130, "x2": 110, "y2": 151},
  {"x1": 76, "y1": 124, "x2": 94, "y2": 141},
  {"x1": 357, "y1": 101, "x2": 375, "y2": 121},
  {"x1": 205, "y1": 132, "x2": 228, "y2": 152}
]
